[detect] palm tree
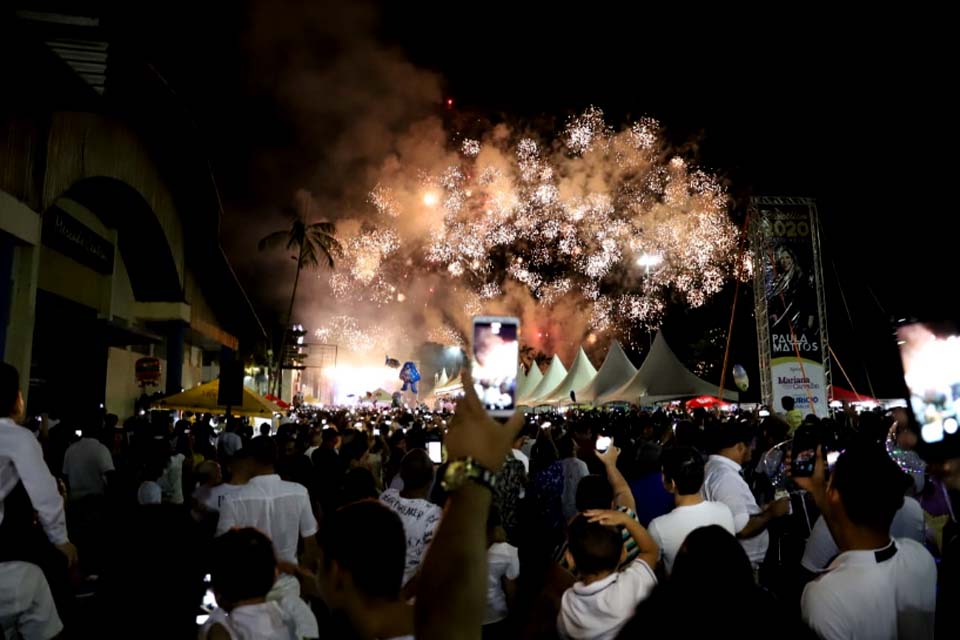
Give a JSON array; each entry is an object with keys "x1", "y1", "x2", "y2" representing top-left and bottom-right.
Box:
[{"x1": 258, "y1": 200, "x2": 342, "y2": 394}]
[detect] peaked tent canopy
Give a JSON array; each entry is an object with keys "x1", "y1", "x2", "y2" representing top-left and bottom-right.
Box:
[
  {"x1": 536, "y1": 347, "x2": 598, "y2": 404},
  {"x1": 517, "y1": 361, "x2": 543, "y2": 400},
  {"x1": 519, "y1": 354, "x2": 567, "y2": 405},
  {"x1": 433, "y1": 375, "x2": 464, "y2": 397},
  {"x1": 437, "y1": 368, "x2": 449, "y2": 388},
  {"x1": 574, "y1": 341, "x2": 637, "y2": 404},
  {"x1": 598, "y1": 331, "x2": 739, "y2": 404},
  {"x1": 156, "y1": 379, "x2": 282, "y2": 418},
  {"x1": 364, "y1": 388, "x2": 395, "y2": 405}
]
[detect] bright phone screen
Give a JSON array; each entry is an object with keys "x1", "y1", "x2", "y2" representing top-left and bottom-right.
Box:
[
  {"x1": 897, "y1": 322, "x2": 960, "y2": 444},
  {"x1": 472, "y1": 317, "x2": 519, "y2": 415}
]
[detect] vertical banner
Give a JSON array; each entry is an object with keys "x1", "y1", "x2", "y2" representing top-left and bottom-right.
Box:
[{"x1": 751, "y1": 197, "x2": 830, "y2": 416}]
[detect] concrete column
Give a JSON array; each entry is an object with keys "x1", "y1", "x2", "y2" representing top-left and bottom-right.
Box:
[{"x1": 165, "y1": 321, "x2": 185, "y2": 396}]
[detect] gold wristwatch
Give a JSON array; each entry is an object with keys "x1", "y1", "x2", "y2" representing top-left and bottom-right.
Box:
[{"x1": 442, "y1": 457, "x2": 497, "y2": 492}]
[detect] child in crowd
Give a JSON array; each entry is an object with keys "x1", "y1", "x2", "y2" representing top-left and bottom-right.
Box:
[{"x1": 483, "y1": 507, "x2": 519, "y2": 637}]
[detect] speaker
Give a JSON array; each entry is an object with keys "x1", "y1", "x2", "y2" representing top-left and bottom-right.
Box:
[{"x1": 218, "y1": 347, "x2": 244, "y2": 408}]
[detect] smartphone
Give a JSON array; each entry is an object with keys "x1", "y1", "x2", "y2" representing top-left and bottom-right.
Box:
[
  {"x1": 791, "y1": 423, "x2": 820, "y2": 477},
  {"x1": 472, "y1": 316, "x2": 520, "y2": 417},
  {"x1": 596, "y1": 436, "x2": 612, "y2": 452},
  {"x1": 896, "y1": 322, "x2": 960, "y2": 447},
  {"x1": 540, "y1": 420, "x2": 553, "y2": 430},
  {"x1": 758, "y1": 409, "x2": 771, "y2": 418},
  {"x1": 373, "y1": 427, "x2": 381, "y2": 436},
  {"x1": 428, "y1": 441, "x2": 443, "y2": 464},
  {"x1": 75, "y1": 429, "x2": 82, "y2": 438}
]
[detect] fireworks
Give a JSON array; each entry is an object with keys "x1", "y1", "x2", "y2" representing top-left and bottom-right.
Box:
[{"x1": 318, "y1": 106, "x2": 740, "y2": 352}]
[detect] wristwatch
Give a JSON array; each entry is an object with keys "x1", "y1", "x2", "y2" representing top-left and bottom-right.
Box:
[{"x1": 442, "y1": 457, "x2": 497, "y2": 493}]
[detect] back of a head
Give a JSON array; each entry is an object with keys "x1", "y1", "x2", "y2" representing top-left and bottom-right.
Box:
[
  {"x1": 399, "y1": 448, "x2": 434, "y2": 491},
  {"x1": 244, "y1": 436, "x2": 278, "y2": 470},
  {"x1": 660, "y1": 446, "x2": 705, "y2": 495},
  {"x1": 340, "y1": 429, "x2": 370, "y2": 464},
  {"x1": 321, "y1": 427, "x2": 340, "y2": 445},
  {"x1": 531, "y1": 436, "x2": 558, "y2": 474},
  {"x1": 259, "y1": 423, "x2": 271, "y2": 436},
  {"x1": 320, "y1": 500, "x2": 405, "y2": 601},
  {"x1": 212, "y1": 528, "x2": 277, "y2": 606},
  {"x1": 557, "y1": 433, "x2": 576, "y2": 459},
  {"x1": 830, "y1": 442, "x2": 905, "y2": 532},
  {"x1": 566, "y1": 514, "x2": 623, "y2": 576},
  {"x1": 575, "y1": 474, "x2": 614, "y2": 512},
  {"x1": 781, "y1": 396, "x2": 795, "y2": 411},
  {"x1": 706, "y1": 420, "x2": 754, "y2": 454},
  {"x1": 0, "y1": 363, "x2": 19, "y2": 418},
  {"x1": 672, "y1": 525, "x2": 754, "y2": 594}
]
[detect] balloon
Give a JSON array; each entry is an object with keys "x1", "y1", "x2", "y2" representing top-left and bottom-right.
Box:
[
  {"x1": 399, "y1": 361, "x2": 421, "y2": 394},
  {"x1": 732, "y1": 364, "x2": 749, "y2": 392}
]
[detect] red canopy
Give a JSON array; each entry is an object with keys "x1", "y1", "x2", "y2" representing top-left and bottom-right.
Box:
[
  {"x1": 685, "y1": 395, "x2": 733, "y2": 410},
  {"x1": 830, "y1": 386, "x2": 877, "y2": 404},
  {"x1": 264, "y1": 393, "x2": 290, "y2": 409}
]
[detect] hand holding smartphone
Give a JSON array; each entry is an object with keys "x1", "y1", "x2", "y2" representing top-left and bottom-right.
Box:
[{"x1": 472, "y1": 316, "x2": 519, "y2": 417}]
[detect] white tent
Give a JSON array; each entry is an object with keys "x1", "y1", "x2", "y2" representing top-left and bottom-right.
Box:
[
  {"x1": 433, "y1": 374, "x2": 463, "y2": 397},
  {"x1": 519, "y1": 354, "x2": 567, "y2": 405},
  {"x1": 436, "y1": 368, "x2": 449, "y2": 388},
  {"x1": 598, "y1": 331, "x2": 739, "y2": 404},
  {"x1": 574, "y1": 341, "x2": 637, "y2": 404},
  {"x1": 536, "y1": 347, "x2": 598, "y2": 404},
  {"x1": 516, "y1": 365, "x2": 527, "y2": 396},
  {"x1": 517, "y1": 361, "x2": 543, "y2": 400}
]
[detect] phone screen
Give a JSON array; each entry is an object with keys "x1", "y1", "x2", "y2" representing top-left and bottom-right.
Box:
[
  {"x1": 373, "y1": 428, "x2": 381, "y2": 436},
  {"x1": 428, "y1": 441, "x2": 443, "y2": 464},
  {"x1": 596, "y1": 436, "x2": 612, "y2": 452},
  {"x1": 472, "y1": 316, "x2": 519, "y2": 416},
  {"x1": 897, "y1": 322, "x2": 960, "y2": 444}
]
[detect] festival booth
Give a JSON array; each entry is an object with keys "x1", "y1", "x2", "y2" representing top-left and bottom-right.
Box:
[
  {"x1": 517, "y1": 362, "x2": 543, "y2": 400},
  {"x1": 598, "y1": 332, "x2": 739, "y2": 405},
  {"x1": 363, "y1": 388, "x2": 396, "y2": 406},
  {"x1": 432, "y1": 375, "x2": 464, "y2": 397},
  {"x1": 155, "y1": 379, "x2": 283, "y2": 418},
  {"x1": 572, "y1": 341, "x2": 637, "y2": 405},
  {"x1": 518, "y1": 354, "x2": 567, "y2": 405},
  {"x1": 534, "y1": 347, "x2": 598, "y2": 405}
]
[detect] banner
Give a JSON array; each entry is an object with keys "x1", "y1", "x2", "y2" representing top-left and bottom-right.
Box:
[{"x1": 752, "y1": 198, "x2": 830, "y2": 416}]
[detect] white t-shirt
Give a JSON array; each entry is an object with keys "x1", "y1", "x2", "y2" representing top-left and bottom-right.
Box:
[
  {"x1": 512, "y1": 449, "x2": 530, "y2": 473},
  {"x1": 702, "y1": 454, "x2": 768, "y2": 567},
  {"x1": 648, "y1": 500, "x2": 736, "y2": 575},
  {"x1": 200, "y1": 602, "x2": 297, "y2": 640},
  {"x1": 557, "y1": 558, "x2": 657, "y2": 640},
  {"x1": 0, "y1": 560, "x2": 63, "y2": 640},
  {"x1": 560, "y1": 457, "x2": 590, "y2": 522},
  {"x1": 216, "y1": 474, "x2": 319, "y2": 564},
  {"x1": 801, "y1": 496, "x2": 927, "y2": 572},
  {"x1": 157, "y1": 453, "x2": 185, "y2": 505},
  {"x1": 801, "y1": 538, "x2": 936, "y2": 640},
  {"x1": 484, "y1": 542, "x2": 520, "y2": 625},
  {"x1": 380, "y1": 488, "x2": 443, "y2": 585},
  {"x1": 194, "y1": 482, "x2": 246, "y2": 514},
  {"x1": 62, "y1": 437, "x2": 115, "y2": 498},
  {"x1": 218, "y1": 432, "x2": 243, "y2": 457}
]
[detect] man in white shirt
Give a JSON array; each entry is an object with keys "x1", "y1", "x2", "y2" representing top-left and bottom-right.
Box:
[
  {"x1": 511, "y1": 432, "x2": 529, "y2": 473},
  {"x1": 801, "y1": 494, "x2": 926, "y2": 573},
  {"x1": 61, "y1": 425, "x2": 114, "y2": 499},
  {"x1": 557, "y1": 509, "x2": 659, "y2": 640},
  {"x1": 795, "y1": 443, "x2": 936, "y2": 640},
  {"x1": 380, "y1": 449, "x2": 442, "y2": 587},
  {"x1": 216, "y1": 437, "x2": 319, "y2": 639},
  {"x1": 0, "y1": 364, "x2": 77, "y2": 629},
  {"x1": 702, "y1": 421, "x2": 789, "y2": 568},
  {"x1": 648, "y1": 446, "x2": 735, "y2": 574}
]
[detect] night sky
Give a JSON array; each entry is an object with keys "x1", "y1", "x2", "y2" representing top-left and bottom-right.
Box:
[{"x1": 102, "y1": 1, "x2": 955, "y2": 397}]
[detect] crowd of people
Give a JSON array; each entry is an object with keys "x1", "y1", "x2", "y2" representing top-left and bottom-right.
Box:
[{"x1": 0, "y1": 359, "x2": 957, "y2": 639}]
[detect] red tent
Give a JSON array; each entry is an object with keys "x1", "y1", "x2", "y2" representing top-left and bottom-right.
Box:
[
  {"x1": 264, "y1": 393, "x2": 291, "y2": 409},
  {"x1": 830, "y1": 386, "x2": 877, "y2": 404},
  {"x1": 685, "y1": 395, "x2": 733, "y2": 410}
]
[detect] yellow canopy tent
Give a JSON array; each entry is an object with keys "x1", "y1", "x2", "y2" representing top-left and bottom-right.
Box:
[{"x1": 155, "y1": 379, "x2": 282, "y2": 418}]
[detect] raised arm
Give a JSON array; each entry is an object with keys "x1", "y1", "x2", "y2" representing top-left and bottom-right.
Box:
[
  {"x1": 414, "y1": 365, "x2": 523, "y2": 640},
  {"x1": 595, "y1": 445, "x2": 636, "y2": 512}
]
